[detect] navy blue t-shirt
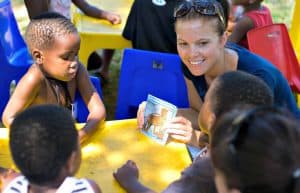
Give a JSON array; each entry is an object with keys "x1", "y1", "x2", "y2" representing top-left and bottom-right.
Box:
[{"x1": 182, "y1": 42, "x2": 300, "y2": 118}]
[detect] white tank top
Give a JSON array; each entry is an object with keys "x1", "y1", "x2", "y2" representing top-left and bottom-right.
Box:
[
  {"x1": 3, "y1": 176, "x2": 96, "y2": 193},
  {"x1": 49, "y1": 0, "x2": 72, "y2": 19}
]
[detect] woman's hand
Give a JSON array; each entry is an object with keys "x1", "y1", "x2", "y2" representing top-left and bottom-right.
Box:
[
  {"x1": 137, "y1": 102, "x2": 147, "y2": 129},
  {"x1": 165, "y1": 116, "x2": 193, "y2": 144}
]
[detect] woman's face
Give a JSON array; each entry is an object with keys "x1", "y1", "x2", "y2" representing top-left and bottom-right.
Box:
[{"x1": 175, "y1": 18, "x2": 226, "y2": 76}]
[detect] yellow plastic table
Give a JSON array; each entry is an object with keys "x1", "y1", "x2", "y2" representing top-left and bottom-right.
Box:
[
  {"x1": 0, "y1": 119, "x2": 191, "y2": 193},
  {"x1": 290, "y1": 0, "x2": 300, "y2": 60},
  {"x1": 72, "y1": 0, "x2": 133, "y2": 66}
]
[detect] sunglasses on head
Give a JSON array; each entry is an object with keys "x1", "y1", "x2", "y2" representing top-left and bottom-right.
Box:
[{"x1": 174, "y1": 0, "x2": 225, "y2": 28}]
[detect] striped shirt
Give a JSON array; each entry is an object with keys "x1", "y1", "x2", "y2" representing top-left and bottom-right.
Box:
[{"x1": 3, "y1": 176, "x2": 95, "y2": 193}]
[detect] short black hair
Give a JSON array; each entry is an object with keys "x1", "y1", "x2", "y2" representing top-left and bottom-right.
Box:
[
  {"x1": 25, "y1": 12, "x2": 77, "y2": 52},
  {"x1": 211, "y1": 106, "x2": 300, "y2": 193},
  {"x1": 208, "y1": 71, "x2": 274, "y2": 119},
  {"x1": 9, "y1": 104, "x2": 78, "y2": 185}
]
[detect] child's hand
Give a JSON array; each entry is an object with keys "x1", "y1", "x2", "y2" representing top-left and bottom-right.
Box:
[
  {"x1": 165, "y1": 116, "x2": 193, "y2": 144},
  {"x1": 137, "y1": 101, "x2": 147, "y2": 129},
  {"x1": 113, "y1": 160, "x2": 139, "y2": 189},
  {"x1": 103, "y1": 11, "x2": 121, "y2": 25}
]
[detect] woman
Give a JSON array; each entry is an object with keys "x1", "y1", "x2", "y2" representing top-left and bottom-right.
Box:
[{"x1": 137, "y1": 0, "x2": 300, "y2": 147}]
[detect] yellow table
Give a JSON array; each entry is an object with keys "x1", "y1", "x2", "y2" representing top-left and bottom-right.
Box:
[
  {"x1": 290, "y1": 0, "x2": 300, "y2": 60},
  {"x1": 0, "y1": 119, "x2": 191, "y2": 193},
  {"x1": 72, "y1": 0, "x2": 133, "y2": 66}
]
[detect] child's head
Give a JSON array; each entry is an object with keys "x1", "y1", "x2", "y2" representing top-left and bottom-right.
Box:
[
  {"x1": 210, "y1": 106, "x2": 300, "y2": 193},
  {"x1": 25, "y1": 12, "x2": 80, "y2": 81},
  {"x1": 9, "y1": 104, "x2": 80, "y2": 185},
  {"x1": 199, "y1": 71, "x2": 273, "y2": 134}
]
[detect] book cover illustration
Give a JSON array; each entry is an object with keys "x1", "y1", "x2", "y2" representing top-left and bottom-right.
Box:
[{"x1": 142, "y1": 94, "x2": 177, "y2": 145}]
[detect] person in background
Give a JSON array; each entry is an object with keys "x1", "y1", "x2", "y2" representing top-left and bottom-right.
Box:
[
  {"x1": 2, "y1": 12, "x2": 106, "y2": 143},
  {"x1": 227, "y1": 0, "x2": 273, "y2": 49},
  {"x1": 122, "y1": 0, "x2": 178, "y2": 54}
]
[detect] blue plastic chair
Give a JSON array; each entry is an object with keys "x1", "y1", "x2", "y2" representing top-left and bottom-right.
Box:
[
  {"x1": 115, "y1": 49, "x2": 189, "y2": 120},
  {"x1": 0, "y1": 0, "x2": 32, "y2": 119},
  {"x1": 75, "y1": 76, "x2": 103, "y2": 123}
]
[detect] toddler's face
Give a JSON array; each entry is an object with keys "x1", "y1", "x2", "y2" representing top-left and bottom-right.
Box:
[{"x1": 41, "y1": 32, "x2": 80, "y2": 81}]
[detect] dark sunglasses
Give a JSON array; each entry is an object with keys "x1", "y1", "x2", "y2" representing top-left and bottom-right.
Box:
[{"x1": 174, "y1": 0, "x2": 225, "y2": 28}]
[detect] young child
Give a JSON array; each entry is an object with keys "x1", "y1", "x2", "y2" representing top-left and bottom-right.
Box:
[
  {"x1": 227, "y1": 0, "x2": 273, "y2": 49},
  {"x1": 1, "y1": 104, "x2": 102, "y2": 193},
  {"x1": 24, "y1": 0, "x2": 122, "y2": 82},
  {"x1": 1, "y1": 12, "x2": 106, "y2": 143},
  {"x1": 113, "y1": 71, "x2": 274, "y2": 193},
  {"x1": 211, "y1": 106, "x2": 300, "y2": 193}
]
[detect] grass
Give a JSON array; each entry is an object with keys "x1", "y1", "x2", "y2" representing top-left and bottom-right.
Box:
[{"x1": 8, "y1": 0, "x2": 296, "y2": 121}]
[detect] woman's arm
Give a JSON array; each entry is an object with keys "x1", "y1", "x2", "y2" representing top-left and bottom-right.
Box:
[
  {"x1": 169, "y1": 77, "x2": 202, "y2": 146},
  {"x1": 76, "y1": 64, "x2": 106, "y2": 143}
]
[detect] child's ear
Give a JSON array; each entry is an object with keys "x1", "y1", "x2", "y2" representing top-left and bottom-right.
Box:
[
  {"x1": 32, "y1": 49, "x2": 43, "y2": 65},
  {"x1": 66, "y1": 151, "x2": 77, "y2": 173}
]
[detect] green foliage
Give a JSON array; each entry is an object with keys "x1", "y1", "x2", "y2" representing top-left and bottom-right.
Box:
[{"x1": 264, "y1": 0, "x2": 295, "y2": 28}]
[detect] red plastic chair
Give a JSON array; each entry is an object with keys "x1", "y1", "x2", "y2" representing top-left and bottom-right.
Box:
[{"x1": 247, "y1": 23, "x2": 300, "y2": 93}]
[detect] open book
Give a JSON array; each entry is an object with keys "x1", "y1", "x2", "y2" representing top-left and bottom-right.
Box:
[{"x1": 141, "y1": 95, "x2": 177, "y2": 145}]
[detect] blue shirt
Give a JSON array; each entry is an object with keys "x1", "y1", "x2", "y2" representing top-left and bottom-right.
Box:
[{"x1": 182, "y1": 42, "x2": 300, "y2": 118}]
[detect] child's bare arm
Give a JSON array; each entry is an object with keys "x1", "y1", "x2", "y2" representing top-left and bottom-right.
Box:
[
  {"x1": 72, "y1": 0, "x2": 121, "y2": 24},
  {"x1": 76, "y1": 64, "x2": 106, "y2": 143},
  {"x1": 113, "y1": 160, "x2": 156, "y2": 193},
  {"x1": 228, "y1": 16, "x2": 254, "y2": 43},
  {"x1": 2, "y1": 67, "x2": 41, "y2": 128}
]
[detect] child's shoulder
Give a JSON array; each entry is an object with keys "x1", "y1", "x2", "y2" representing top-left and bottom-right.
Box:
[
  {"x1": 0, "y1": 169, "x2": 24, "y2": 193},
  {"x1": 23, "y1": 64, "x2": 45, "y2": 84},
  {"x1": 58, "y1": 177, "x2": 101, "y2": 193}
]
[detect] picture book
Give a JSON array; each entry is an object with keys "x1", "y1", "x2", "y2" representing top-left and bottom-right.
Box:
[{"x1": 141, "y1": 94, "x2": 177, "y2": 145}]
